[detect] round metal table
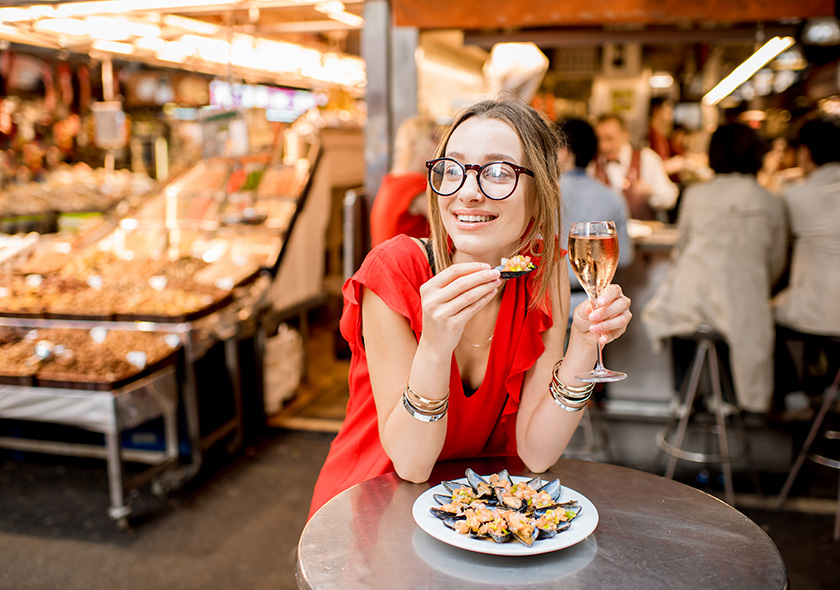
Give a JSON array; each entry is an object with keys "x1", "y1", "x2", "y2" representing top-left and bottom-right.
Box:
[{"x1": 297, "y1": 458, "x2": 787, "y2": 589}]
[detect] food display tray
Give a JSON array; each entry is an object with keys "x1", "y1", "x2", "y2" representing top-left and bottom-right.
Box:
[
  {"x1": 35, "y1": 352, "x2": 179, "y2": 392},
  {"x1": 112, "y1": 293, "x2": 235, "y2": 324}
]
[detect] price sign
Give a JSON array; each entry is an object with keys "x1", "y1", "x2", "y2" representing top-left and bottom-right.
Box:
[{"x1": 91, "y1": 101, "x2": 127, "y2": 150}]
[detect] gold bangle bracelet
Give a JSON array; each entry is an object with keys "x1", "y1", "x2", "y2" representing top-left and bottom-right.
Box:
[
  {"x1": 402, "y1": 392, "x2": 448, "y2": 422},
  {"x1": 405, "y1": 382, "x2": 448, "y2": 410},
  {"x1": 551, "y1": 379, "x2": 594, "y2": 400},
  {"x1": 549, "y1": 383, "x2": 590, "y2": 411},
  {"x1": 549, "y1": 382, "x2": 590, "y2": 407},
  {"x1": 551, "y1": 395, "x2": 588, "y2": 413},
  {"x1": 552, "y1": 359, "x2": 596, "y2": 394},
  {"x1": 550, "y1": 359, "x2": 593, "y2": 412}
]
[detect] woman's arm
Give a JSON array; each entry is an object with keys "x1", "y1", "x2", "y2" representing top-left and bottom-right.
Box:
[
  {"x1": 515, "y1": 264, "x2": 632, "y2": 472},
  {"x1": 363, "y1": 262, "x2": 502, "y2": 483}
]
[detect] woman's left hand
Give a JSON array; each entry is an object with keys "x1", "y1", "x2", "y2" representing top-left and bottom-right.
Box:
[{"x1": 571, "y1": 284, "x2": 632, "y2": 346}]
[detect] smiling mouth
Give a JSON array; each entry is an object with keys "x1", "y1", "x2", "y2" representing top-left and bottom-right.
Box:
[{"x1": 456, "y1": 214, "x2": 496, "y2": 223}]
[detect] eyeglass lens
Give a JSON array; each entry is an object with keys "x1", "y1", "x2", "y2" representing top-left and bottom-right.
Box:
[{"x1": 429, "y1": 160, "x2": 519, "y2": 200}]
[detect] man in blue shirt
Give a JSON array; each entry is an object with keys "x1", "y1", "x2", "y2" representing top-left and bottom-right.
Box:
[{"x1": 557, "y1": 118, "x2": 634, "y2": 302}]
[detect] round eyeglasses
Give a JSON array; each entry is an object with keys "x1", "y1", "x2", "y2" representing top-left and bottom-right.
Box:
[{"x1": 425, "y1": 158, "x2": 535, "y2": 201}]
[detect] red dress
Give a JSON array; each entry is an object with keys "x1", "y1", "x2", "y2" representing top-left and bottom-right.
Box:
[
  {"x1": 308, "y1": 235, "x2": 554, "y2": 517},
  {"x1": 369, "y1": 172, "x2": 430, "y2": 247}
]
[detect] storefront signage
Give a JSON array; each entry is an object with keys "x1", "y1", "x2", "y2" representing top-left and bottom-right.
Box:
[{"x1": 208, "y1": 81, "x2": 317, "y2": 122}]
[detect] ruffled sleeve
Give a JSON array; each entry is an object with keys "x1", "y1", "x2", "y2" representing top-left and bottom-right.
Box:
[{"x1": 339, "y1": 235, "x2": 430, "y2": 348}]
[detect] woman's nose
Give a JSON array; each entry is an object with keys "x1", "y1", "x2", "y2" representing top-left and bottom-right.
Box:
[{"x1": 458, "y1": 171, "x2": 484, "y2": 201}]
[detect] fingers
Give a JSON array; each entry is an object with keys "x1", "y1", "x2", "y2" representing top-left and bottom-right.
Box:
[
  {"x1": 430, "y1": 262, "x2": 500, "y2": 291},
  {"x1": 420, "y1": 263, "x2": 502, "y2": 328},
  {"x1": 587, "y1": 285, "x2": 632, "y2": 344},
  {"x1": 422, "y1": 263, "x2": 501, "y2": 314}
]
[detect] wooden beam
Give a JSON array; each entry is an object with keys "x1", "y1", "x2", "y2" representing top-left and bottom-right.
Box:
[
  {"x1": 464, "y1": 24, "x2": 800, "y2": 49},
  {"x1": 393, "y1": 0, "x2": 836, "y2": 30}
]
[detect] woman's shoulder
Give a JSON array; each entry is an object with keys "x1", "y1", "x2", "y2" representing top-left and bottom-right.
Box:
[
  {"x1": 356, "y1": 235, "x2": 429, "y2": 283},
  {"x1": 370, "y1": 234, "x2": 427, "y2": 258}
]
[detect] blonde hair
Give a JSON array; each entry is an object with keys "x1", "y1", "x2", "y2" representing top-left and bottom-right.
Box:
[
  {"x1": 393, "y1": 115, "x2": 439, "y2": 173},
  {"x1": 427, "y1": 99, "x2": 563, "y2": 311}
]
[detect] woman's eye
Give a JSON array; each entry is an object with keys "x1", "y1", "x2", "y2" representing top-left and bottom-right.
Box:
[
  {"x1": 444, "y1": 164, "x2": 462, "y2": 177},
  {"x1": 483, "y1": 164, "x2": 513, "y2": 182}
]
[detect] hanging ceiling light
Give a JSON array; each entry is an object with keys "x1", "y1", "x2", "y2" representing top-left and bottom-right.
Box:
[
  {"x1": 314, "y1": 1, "x2": 363, "y2": 27},
  {"x1": 702, "y1": 36, "x2": 795, "y2": 106},
  {"x1": 649, "y1": 72, "x2": 674, "y2": 89}
]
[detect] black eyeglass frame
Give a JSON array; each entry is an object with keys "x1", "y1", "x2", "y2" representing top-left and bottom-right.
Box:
[{"x1": 425, "y1": 157, "x2": 535, "y2": 201}]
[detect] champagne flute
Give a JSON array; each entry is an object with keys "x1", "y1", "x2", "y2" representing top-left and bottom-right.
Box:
[{"x1": 568, "y1": 220, "x2": 626, "y2": 382}]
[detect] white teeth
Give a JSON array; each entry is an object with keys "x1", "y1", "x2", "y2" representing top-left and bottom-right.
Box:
[{"x1": 457, "y1": 214, "x2": 494, "y2": 223}]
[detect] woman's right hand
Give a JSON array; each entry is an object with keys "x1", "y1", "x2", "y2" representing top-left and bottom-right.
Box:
[{"x1": 418, "y1": 262, "x2": 501, "y2": 353}]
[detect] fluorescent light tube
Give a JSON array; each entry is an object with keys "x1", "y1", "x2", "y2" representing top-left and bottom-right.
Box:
[{"x1": 703, "y1": 37, "x2": 794, "y2": 106}]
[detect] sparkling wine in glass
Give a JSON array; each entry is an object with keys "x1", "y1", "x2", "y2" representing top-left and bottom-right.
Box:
[{"x1": 568, "y1": 220, "x2": 626, "y2": 382}]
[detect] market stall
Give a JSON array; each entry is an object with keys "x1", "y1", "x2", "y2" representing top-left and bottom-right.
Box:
[
  {"x1": 0, "y1": 117, "x2": 366, "y2": 525},
  {"x1": 0, "y1": 0, "x2": 367, "y2": 524}
]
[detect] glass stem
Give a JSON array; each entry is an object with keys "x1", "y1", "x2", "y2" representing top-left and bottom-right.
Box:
[
  {"x1": 590, "y1": 296, "x2": 605, "y2": 371},
  {"x1": 595, "y1": 338, "x2": 605, "y2": 372}
]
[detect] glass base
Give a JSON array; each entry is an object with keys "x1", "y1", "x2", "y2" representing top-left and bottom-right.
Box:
[{"x1": 575, "y1": 368, "x2": 627, "y2": 383}]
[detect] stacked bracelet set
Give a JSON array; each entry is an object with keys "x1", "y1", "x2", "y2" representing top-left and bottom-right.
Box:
[
  {"x1": 402, "y1": 382, "x2": 448, "y2": 422},
  {"x1": 402, "y1": 359, "x2": 591, "y2": 421},
  {"x1": 549, "y1": 359, "x2": 595, "y2": 412}
]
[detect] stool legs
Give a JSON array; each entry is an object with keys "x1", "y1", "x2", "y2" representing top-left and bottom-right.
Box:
[
  {"x1": 709, "y1": 345, "x2": 735, "y2": 506},
  {"x1": 660, "y1": 337, "x2": 750, "y2": 506},
  {"x1": 776, "y1": 368, "x2": 840, "y2": 540},
  {"x1": 719, "y1": 362, "x2": 763, "y2": 497},
  {"x1": 665, "y1": 341, "x2": 708, "y2": 480}
]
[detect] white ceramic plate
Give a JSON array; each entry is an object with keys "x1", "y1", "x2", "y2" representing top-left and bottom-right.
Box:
[{"x1": 412, "y1": 476, "x2": 599, "y2": 556}]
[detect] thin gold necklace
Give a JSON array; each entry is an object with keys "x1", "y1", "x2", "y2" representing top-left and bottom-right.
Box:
[{"x1": 460, "y1": 332, "x2": 493, "y2": 348}]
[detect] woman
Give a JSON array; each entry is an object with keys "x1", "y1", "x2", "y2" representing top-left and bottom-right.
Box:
[
  {"x1": 642, "y1": 123, "x2": 787, "y2": 414},
  {"x1": 369, "y1": 115, "x2": 438, "y2": 247},
  {"x1": 309, "y1": 99, "x2": 632, "y2": 517}
]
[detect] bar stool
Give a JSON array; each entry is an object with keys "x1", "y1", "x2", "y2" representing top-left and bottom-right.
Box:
[
  {"x1": 775, "y1": 335, "x2": 840, "y2": 541},
  {"x1": 656, "y1": 326, "x2": 753, "y2": 505}
]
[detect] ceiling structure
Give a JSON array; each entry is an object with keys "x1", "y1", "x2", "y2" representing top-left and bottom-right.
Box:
[
  {"x1": 0, "y1": 1, "x2": 836, "y2": 94},
  {"x1": 0, "y1": 1, "x2": 366, "y2": 90},
  {"x1": 392, "y1": 0, "x2": 836, "y2": 30}
]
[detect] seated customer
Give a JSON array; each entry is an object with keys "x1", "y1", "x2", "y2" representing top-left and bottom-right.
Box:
[
  {"x1": 369, "y1": 116, "x2": 438, "y2": 247},
  {"x1": 557, "y1": 118, "x2": 634, "y2": 310},
  {"x1": 591, "y1": 113, "x2": 679, "y2": 221},
  {"x1": 772, "y1": 114, "x2": 840, "y2": 414},
  {"x1": 642, "y1": 124, "x2": 788, "y2": 413}
]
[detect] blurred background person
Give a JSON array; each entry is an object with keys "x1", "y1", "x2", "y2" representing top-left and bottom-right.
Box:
[
  {"x1": 648, "y1": 97, "x2": 688, "y2": 182},
  {"x1": 642, "y1": 123, "x2": 787, "y2": 414},
  {"x1": 591, "y1": 113, "x2": 678, "y2": 221},
  {"x1": 772, "y1": 114, "x2": 840, "y2": 418},
  {"x1": 669, "y1": 124, "x2": 690, "y2": 159},
  {"x1": 648, "y1": 97, "x2": 673, "y2": 161},
  {"x1": 369, "y1": 115, "x2": 438, "y2": 247},
  {"x1": 759, "y1": 136, "x2": 804, "y2": 195},
  {"x1": 557, "y1": 117, "x2": 634, "y2": 315}
]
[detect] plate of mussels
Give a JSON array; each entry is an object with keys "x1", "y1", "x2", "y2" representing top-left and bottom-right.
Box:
[{"x1": 412, "y1": 468, "x2": 599, "y2": 556}]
